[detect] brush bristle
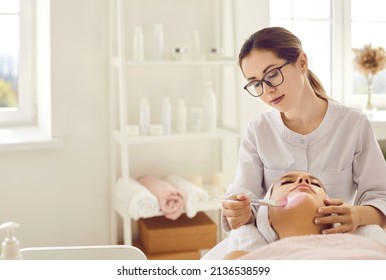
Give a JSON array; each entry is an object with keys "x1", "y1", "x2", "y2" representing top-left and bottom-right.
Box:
[{"x1": 282, "y1": 191, "x2": 307, "y2": 209}]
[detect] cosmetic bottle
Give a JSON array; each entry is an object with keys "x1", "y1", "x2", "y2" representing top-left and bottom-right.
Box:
[
  {"x1": 201, "y1": 81, "x2": 217, "y2": 131},
  {"x1": 162, "y1": 96, "x2": 172, "y2": 135},
  {"x1": 191, "y1": 30, "x2": 201, "y2": 60},
  {"x1": 176, "y1": 98, "x2": 187, "y2": 133},
  {"x1": 132, "y1": 26, "x2": 144, "y2": 61},
  {"x1": 0, "y1": 221, "x2": 23, "y2": 260},
  {"x1": 170, "y1": 47, "x2": 188, "y2": 60},
  {"x1": 154, "y1": 24, "x2": 164, "y2": 60},
  {"x1": 190, "y1": 108, "x2": 203, "y2": 132},
  {"x1": 212, "y1": 172, "x2": 225, "y2": 196},
  {"x1": 139, "y1": 97, "x2": 151, "y2": 135}
]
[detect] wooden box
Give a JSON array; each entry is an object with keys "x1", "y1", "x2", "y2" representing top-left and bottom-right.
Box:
[
  {"x1": 138, "y1": 212, "x2": 217, "y2": 254},
  {"x1": 133, "y1": 240, "x2": 201, "y2": 260}
]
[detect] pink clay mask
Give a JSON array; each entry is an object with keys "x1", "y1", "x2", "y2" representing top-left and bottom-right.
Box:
[{"x1": 281, "y1": 190, "x2": 307, "y2": 209}]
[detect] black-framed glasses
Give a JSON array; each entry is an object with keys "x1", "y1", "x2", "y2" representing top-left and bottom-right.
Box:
[{"x1": 243, "y1": 61, "x2": 292, "y2": 97}]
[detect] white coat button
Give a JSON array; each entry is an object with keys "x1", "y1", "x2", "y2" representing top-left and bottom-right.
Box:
[{"x1": 300, "y1": 139, "x2": 305, "y2": 144}]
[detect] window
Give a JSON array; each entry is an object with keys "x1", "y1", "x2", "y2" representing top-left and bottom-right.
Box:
[
  {"x1": 269, "y1": 0, "x2": 386, "y2": 108},
  {"x1": 0, "y1": 0, "x2": 34, "y2": 126},
  {"x1": 270, "y1": 0, "x2": 332, "y2": 96},
  {"x1": 351, "y1": 0, "x2": 386, "y2": 96}
]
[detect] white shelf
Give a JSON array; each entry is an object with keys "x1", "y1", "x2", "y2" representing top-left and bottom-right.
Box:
[
  {"x1": 111, "y1": 57, "x2": 237, "y2": 67},
  {"x1": 109, "y1": 0, "x2": 239, "y2": 246},
  {"x1": 114, "y1": 128, "x2": 239, "y2": 145}
]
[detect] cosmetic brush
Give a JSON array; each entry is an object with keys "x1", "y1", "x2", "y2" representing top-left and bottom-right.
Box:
[
  {"x1": 213, "y1": 197, "x2": 287, "y2": 207},
  {"x1": 213, "y1": 190, "x2": 306, "y2": 209}
]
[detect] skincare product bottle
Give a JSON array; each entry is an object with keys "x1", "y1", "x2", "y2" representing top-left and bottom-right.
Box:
[
  {"x1": 176, "y1": 98, "x2": 187, "y2": 133},
  {"x1": 212, "y1": 172, "x2": 225, "y2": 196},
  {"x1": 0, "y1": 221, "x2": 23, "y2": 260},
  {"x1": 154, "y1": 24, "x2": 164, "y2": 60},
  {"x1": 170, "y1": 47, "x2": 188, "y2": 60},
  {"x1": 207, "y1": 47, "x2": 222, "y2": 60},
  {"x1": 190, "y1": 108, "x2": 203, "y2": 132},
  {"x1": 201, "y1": 81, "x2": 217, "y2": 131},
  {"x1": 132, "y1": 26, "x2": 144, "y2": 61},
  {"x1": 191, "y1": 30, "x2": 201, "y2": 60},
  {"x1": 139, "y1": 97, "x2": 150, "y2": 135},
  {"x1": 162, "y1": 96, "x2": 172, "y2": 135}
]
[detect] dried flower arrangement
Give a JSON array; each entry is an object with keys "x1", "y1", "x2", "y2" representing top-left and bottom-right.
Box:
[
  {"x1": 353, "y1": 44, "x2": 386, "y2": 80},
  {"x1": 352, "y1": 44, "x2": 386, "y2": 110}
]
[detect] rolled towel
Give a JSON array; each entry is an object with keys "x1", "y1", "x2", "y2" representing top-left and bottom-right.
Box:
[
  {"x1": 165, "y1": 175, "x2": 209, "y2": 218},
  {"x1": 114, "y1": 178, "x2": 159, "y2": 220},
  {"x1": 138, "y1": 175, "x2": 185, "y2": 220}
]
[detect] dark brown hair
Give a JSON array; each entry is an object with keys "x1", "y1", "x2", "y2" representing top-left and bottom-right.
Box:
[{"x1": 239, "y1": 27, "x2": 327, "y2": 99}]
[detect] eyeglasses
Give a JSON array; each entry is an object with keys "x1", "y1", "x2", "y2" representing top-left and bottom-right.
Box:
[{"x1": 243, "y1": 61, "x2": 292, "y2": 97}]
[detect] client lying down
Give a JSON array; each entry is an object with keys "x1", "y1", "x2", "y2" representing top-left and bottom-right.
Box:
[{"x1": 223, "y1": 171, "x2": 386, "y2": 259}]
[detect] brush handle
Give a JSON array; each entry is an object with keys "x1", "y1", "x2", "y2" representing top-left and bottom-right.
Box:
[{"x1": 213, "y1": 197, "x2": 283, "y2": 207}]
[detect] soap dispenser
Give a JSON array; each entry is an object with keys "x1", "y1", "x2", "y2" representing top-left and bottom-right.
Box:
[{"x1": 0, "y1": 221, "x2": 23, "y2": 260}]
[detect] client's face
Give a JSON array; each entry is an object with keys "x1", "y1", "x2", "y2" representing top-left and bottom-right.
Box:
[
  {"x1": 268, "y1": 171, "x2": 329, "y2": 238},
  {"x1": 270, "y1": 171, "x2": 327, "y2": 203}
]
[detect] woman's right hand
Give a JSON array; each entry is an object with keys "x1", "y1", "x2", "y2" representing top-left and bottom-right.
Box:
[{"x1": 222, "y1": 193, "x2": 253, "y2": 230}]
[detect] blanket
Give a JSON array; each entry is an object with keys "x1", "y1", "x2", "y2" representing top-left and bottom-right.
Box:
[{"x1": 238, "y1": 233, "x2": 386, "y2": 260}]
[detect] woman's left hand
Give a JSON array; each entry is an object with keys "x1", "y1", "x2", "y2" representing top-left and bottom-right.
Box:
[{"x1": 314, "y1": 198, "x2": 361, "y2": 234}]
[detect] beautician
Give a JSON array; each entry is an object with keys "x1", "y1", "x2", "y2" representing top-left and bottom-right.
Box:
[{"x1": 222, "y1": 27, "x2": 386, "y2": 236}]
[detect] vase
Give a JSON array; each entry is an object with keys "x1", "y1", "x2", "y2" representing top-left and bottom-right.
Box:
[{"x1": 365, "y1": 82, "x2": 373, "y2": 111}]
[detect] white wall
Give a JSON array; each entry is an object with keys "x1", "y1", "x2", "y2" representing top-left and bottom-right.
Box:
[{"x1": 0, "y1": 0, "x2": 110, "y2": 247}]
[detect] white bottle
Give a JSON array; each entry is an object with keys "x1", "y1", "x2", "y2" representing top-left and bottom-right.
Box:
[
  {"x1": 201, "y1": 81, "x2": 217, "y2": 131},
  {"x1": 191, "y1": 30, "x2": 201, "y2": 60},
  {"x1": 0, "y1": 221, "x2": 23, "y2": 260},
  {"x1": 154, "y1": 24, "x2": 164, "y2": 60},
  {"x1": 176, "y1": 98, "x2": 187, "y2": 133},
  {"x1": 162, "y1": 96, "x2": 172, "y2": 135},
  {"x1": 139, "y1": 97, "x2": 150, "y2": 135},
  {"x1": 132, "y1": 26, "x2": 144, "y2": 61}
]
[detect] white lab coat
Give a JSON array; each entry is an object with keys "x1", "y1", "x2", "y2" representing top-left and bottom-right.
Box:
[{"x1": 223, "y1": 99, "x2": 386, "y2": 231}]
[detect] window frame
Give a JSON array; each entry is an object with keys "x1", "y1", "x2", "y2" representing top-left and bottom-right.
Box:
[
  {"x1": 0, "y1": 0, "x2": 36, "y2": 127},
  {"x1": 267, "y1": 0, "x2": 386, "y2": 109}
]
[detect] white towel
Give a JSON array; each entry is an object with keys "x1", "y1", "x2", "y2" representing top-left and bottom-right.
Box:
[
  {"x1": 137, "y1": 175, "x2": 185, "y2": 220},
  {"x1": 165, "y1": 175, "x2": 209, "y2": 218},
  {"x1": 256, "y1": 184, "x2": 278, "y2": 243},
  {"x1": 114, "y1": 177, "x2": 159, "y2": 220}
]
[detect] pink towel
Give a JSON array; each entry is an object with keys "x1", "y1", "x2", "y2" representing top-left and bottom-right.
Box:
[{"x1": 137, "y1": 175, "x2": 185, "y2": 220}]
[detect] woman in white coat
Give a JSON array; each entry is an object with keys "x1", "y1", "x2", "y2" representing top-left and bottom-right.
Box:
[{"x1": 222, "y1": 26, "x2": 386, "y2": 237}]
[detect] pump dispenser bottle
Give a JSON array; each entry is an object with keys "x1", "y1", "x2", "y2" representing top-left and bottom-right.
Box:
[
  {"x1": 201, "y1": 81, "x2": 217, "y2": 131},
  {"x1": 0, "y1": 221, "x2": 22, "y2": 260},
  {"x1": 139, "y1": 97, "x2": 151, "y2": 135}
]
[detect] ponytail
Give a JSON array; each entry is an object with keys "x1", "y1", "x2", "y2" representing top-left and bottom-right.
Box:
[{"x1": 307, "y1": 70, "x2": 328, "y2": 100}]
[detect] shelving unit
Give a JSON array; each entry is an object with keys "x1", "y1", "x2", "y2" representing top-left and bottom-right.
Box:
[{"x1": 109, "y1": 0, "x2": 240, "y2": 246}]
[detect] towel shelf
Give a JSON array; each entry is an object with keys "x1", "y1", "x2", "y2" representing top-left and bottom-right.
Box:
[{"x1": 109, "y1": 0, "x2": 240, "y2": 249}]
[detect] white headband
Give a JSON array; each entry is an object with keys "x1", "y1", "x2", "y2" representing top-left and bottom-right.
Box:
[{"x1": 256, "y1": 184, "x2": 278, "y2": 243}]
